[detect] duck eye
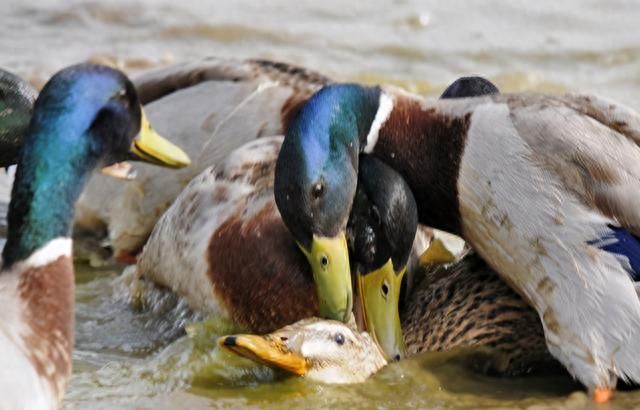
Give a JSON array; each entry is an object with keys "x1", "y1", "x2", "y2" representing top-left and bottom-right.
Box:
[
  {"x1": 334, "y1": 333, "x2": 345, "y2": 345},
  {"x1": 112, "y1": 88, "x2": 127, "y2": 102},
  {"x1": 320, "y1": 254, "x2": 329, "y2": 269},
  {"x1": 381, "y1": 280, "x2": 390, "y2": 300},
  {"x1": 311, "y1": 182, "x2": 324, "y2": 200},
  {"x1": 110, "y1": 89, "x2": 130, "y2": 111}
]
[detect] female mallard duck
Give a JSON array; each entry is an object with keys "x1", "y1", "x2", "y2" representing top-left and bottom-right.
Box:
[
  {"x1": 135, "y1": 136, "x2": 423, "y2": 361},
  {"x1": 0, "y1": 68, "x2": 37, "y2": 168},
  {"x1": 0, "y1": 63, "x2": 190, "y2": 409},
  {"x1": 218, "y1": 252, "x2": 554, "y2": 384},
  {"x1": 74, "y1": 58, "x2": 331, "y2": 260},
  {"x1": 273, "y1": 79, "x2": 640, "y2": 401}
]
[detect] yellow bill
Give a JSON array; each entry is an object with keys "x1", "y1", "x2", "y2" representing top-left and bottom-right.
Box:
[
  {"x1": 418, "y1": 237, "x2": 457, "y2": 266},
  {"x1": 218, "y1": 334, "x2": 308, "y2": 376},
  {"x1": 129, "y1": 109, "x2": 191, "y2": 168},
  {"x1": 298, "y1": 232, "x2": 352, "y2": 322},
  {"x1": 357, "y1": 258, "x2": 405, "y2": 361}
]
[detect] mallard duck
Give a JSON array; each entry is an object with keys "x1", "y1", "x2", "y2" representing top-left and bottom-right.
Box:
[
  {"x1": 135, "y1": 136, "x2": 422, "y2": 361},
  {"x1": 218, "y1": 251, "x2": 555, "y2": 383},
  {"x1": 74, "y1": 57, "x2": 331, "y2": 260},
  {"x1": 135, "y1": 74, "x2": 494, "y2": 361},
  {"x1": 0, "y1": 63, "x2": 190, "y2": 409},
  {"x1": 0, "y1": 68, "x2": 37, "y2": 167},
  {"x1": 273, "y1": 79, "x2": 640, "y2": 401}
]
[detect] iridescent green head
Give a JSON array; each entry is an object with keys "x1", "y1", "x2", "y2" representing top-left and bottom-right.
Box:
[
  {"x1": 274, "y1": 84, "x2": 382, "y2": 322},
  {"x1": 2, "y1": 64, "x2": 190, "y2": 268}
]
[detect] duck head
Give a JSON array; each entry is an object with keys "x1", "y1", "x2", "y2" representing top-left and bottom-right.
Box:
[
  {"x1": 440, "y1": 76, "x2": 499, "y2": 99},
  {"x1": 219, "y1": 317, "x2": 387, "y2": 384},
  {"x1": 274, "y1": 84, "x2": 384, "y2": 323},
  {"x1": 347, "y1": 155, "x2": 417, "y2": 361},
  {"x1": 3, "y1": 63, "x2": 191, "y2": 267},
  {"x1": 0, "y1": 69, "x2": 37, "y2": 167}
]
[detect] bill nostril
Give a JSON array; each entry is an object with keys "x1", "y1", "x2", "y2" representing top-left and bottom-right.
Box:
[
  {"x1": 223, "y1": 336, "x2": 237, "y2": 346},
  {"x1": 393, "y1": 354, "x2": 401, "y2": 362}
]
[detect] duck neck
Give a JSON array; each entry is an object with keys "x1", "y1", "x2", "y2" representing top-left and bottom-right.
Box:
[
  {"x1": 362, "y1": 93, "x2": 470, "y2": 235},
  {"x1": 2, "y1": 130, "x2": 97, "y2": 268}
]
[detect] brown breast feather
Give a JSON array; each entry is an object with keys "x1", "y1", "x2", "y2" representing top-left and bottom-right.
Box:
[
  {"x1": 18, "y1": 255, "x2": 74, "y2": 402},
  {"x1": 207, "y1": 199, "x2": 318, "y2": 333}
]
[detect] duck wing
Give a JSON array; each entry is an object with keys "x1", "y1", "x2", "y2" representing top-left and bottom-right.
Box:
[
  {"x1": 507, "y1": 93, "x2": 640, "y2": 255},
  {"x1": 460, "y1": 92, "x2": 640, "y2": 387}
]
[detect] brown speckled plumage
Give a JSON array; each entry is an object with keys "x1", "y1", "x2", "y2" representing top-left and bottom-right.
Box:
[{"x1": 403, "y1": 252, "x2": 557, "y2": 376}]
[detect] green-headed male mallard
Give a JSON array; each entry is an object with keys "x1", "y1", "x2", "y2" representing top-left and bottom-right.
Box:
[
  {"x1": 0, "y1": 63, "x2": 190, "y2": 410},
  {"x1": 0, "y1": 68, "x2": 37, "y2": 167},
  {"x1": 273, "y1": 78, "x2": 640, "y2": 402}
]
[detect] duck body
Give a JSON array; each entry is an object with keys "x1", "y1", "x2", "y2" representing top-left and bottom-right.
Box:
[
  {"x1": 374, "y1": 90, "x2": 640, "y2": 390},
  {"x1": 275, "y1": 84, "x2": 640, "y2": 396},
  {"x1": 0, "y1": 63, "x2": 189, "y2": 409},
  {"x1": 75, "y1": 58, "x2": 330, "y2": 259}
]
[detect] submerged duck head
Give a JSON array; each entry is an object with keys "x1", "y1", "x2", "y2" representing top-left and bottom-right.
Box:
[
  {"x1": 219, "y1": 317, "x2": 387, "y2": 384},
  {"x1": 0, "y1": 69, "x2": 37, "y2": 167},
  {"x1": 3, "y1": 63, "x2": 191, "y2": 267}
]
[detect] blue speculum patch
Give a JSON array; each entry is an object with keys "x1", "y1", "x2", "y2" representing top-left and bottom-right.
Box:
[{"x1": 588, "y1": 225, "x2": 640, "y2": 281}]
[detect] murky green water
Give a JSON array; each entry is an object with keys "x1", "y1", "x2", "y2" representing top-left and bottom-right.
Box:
[{"x1": 2, "y1": 0, "x2": 640, "y2": 408}]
